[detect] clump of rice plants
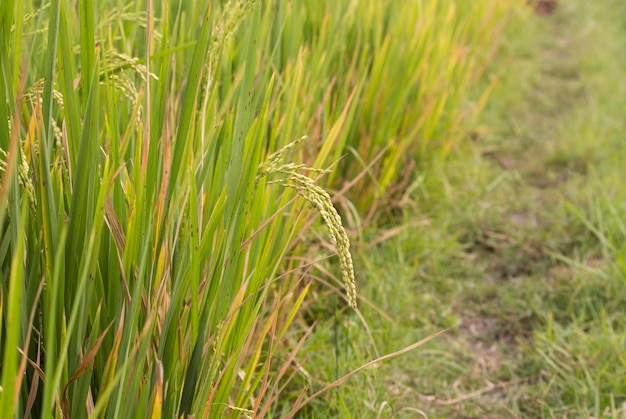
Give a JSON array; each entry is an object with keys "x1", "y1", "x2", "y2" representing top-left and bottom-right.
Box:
[
  {"x1": 259, "y1": 0, "x2": 518, "y2": 215},
  {"x1": 0, "y1": 0, "x2": 517, "y2": 416}
]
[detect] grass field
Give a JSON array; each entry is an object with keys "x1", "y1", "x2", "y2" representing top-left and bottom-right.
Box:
[{"x1": 2, "y1": 0, "x2": 625, "y2": 417}]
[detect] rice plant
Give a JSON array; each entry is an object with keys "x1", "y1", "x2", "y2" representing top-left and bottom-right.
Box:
[{"x1": 0, "y1": 0, "x2": 516, "y2": 417}]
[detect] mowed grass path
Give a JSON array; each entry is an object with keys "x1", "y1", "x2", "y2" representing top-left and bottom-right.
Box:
[{"x1": 299, "y1": 1, "x2": 626, "y2": 417}]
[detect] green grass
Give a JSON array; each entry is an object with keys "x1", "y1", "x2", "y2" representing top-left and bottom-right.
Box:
[
  {"x1": 0, "y1": 0, "x2": 516, "y2": 417},
  {"x1": 296, "y1": 1, "x2": 626, "y2": 417}
]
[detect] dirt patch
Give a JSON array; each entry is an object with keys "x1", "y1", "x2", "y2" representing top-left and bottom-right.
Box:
[
  {"x1": 468, "y1": 228, "x2": 547, "y2": 280},
  {"x1": 532, "y1": 0, "x2": 558, "y2": 16}
]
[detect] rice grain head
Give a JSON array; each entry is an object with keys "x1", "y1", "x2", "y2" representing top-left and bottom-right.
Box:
[{"x1": 257, "y1": 137, "x2": 357, "y2": 309}]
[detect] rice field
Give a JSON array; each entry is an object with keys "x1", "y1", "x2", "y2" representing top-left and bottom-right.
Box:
[{"x1": 10, "y1": 0, "x2": 613, "y2": 417}]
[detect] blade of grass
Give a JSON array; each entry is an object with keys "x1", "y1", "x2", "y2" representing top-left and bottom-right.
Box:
[{"x1": 0, "y1": 202, "x2": 28, "y2": 416}]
